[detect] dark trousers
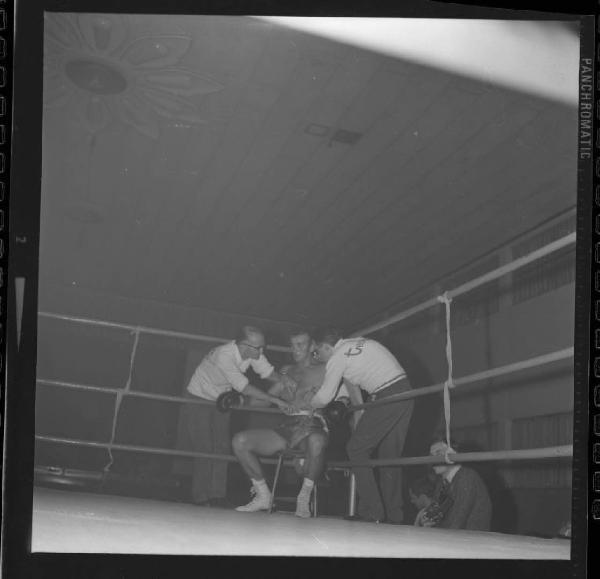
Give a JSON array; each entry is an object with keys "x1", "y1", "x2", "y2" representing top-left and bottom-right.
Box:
[
  {"x1": 181, "y1": 397, "x2": 231, "y2": 503},
  {"x1": 346, "y1": 379, "x2": 414, "y2": 523}
]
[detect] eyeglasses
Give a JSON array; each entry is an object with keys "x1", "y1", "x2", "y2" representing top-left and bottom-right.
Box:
[{"x1": 243, "y1": 343, "x2": 265, "y2": 352}]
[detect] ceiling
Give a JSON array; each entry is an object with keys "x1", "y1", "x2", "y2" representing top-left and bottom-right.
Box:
[{"x1": 39, "y1": 13, "x2": 579, "y2": 331}]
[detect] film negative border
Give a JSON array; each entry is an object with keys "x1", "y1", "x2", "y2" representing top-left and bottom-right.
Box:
[
  {"x1": 590, "y1": 14, "x2": 600, "y2": 576},
  {"x1": 0, "y1": 0, "x2": 11, "y2": 497}
]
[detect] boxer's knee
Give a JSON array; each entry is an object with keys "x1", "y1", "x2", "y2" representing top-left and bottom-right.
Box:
[
  {"x1": 307, "y1": 432, "x2": 327, "y2": 456},
  {"x1": 232, "y1": 431, "x2": 252, "y2": 453}
]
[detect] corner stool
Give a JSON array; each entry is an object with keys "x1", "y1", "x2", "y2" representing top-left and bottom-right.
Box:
[{"x1": 268, "y1": 448, "x2": 319, "y2": 517}]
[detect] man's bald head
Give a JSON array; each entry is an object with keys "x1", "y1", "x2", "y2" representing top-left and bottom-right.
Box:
[{"x1": 236, "y1": 326, "x2": 266, "y2": 360}]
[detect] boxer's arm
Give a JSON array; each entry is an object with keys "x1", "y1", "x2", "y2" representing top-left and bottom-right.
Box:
[
  {"x1": 241, "y1": 383, "x2": 291, "y2": 412},
  {"x1": 244, "y1": 380, "x2": 287, "y2": 407},
  {"x1": 246, "y1": 365, "x2": 293, "y2": 406}
]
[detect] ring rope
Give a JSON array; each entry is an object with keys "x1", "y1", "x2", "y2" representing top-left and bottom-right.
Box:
[
  {"x1": 437, "y1": 292, "x2": 455, "y2": 464},
  {"x1": 344, "y1": 347, "x2": 573, "y2": 411},
  {"x1": 102, "y1": 328, "x2": 141, "y2": 475},
  {"x1": 34, "y1": 435, "x2": 573, "y2": 468},
  {"x1": 34, "y1": 233, "x2": 576, "y2": 494},
  {"x1": 35, "y1": 346, "x2": 573, "y2": 415},
  {"x1": 353, "y1": 232, "x2": 575, "y2": 338},
  {"x1": 38, "y1": 311, "x2": 291, "y2": 353}
]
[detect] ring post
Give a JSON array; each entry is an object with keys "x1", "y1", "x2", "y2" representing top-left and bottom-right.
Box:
[{"x1": 348, "y1": 472, "x2": 357, "y2": 517}]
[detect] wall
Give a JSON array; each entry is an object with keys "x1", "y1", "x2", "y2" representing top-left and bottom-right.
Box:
[
  {"x1": 383, "y1": 282, "x2": 574, "y2": 430},
  {"x1": 378, "y1": 279, "x2": 575, "y2": 535}
]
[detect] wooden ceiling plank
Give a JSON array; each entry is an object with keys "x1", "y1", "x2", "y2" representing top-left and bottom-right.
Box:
[
  {"x1": 336, "y1": 158, "x2": 574, "y2": 317},
  {"x1": 195, "y1": 30, "x2": 328, "y2": 232},
  {"x1": 205, "y1": 50, "x2": 380, "y2": 286},
  {"x1": 68, "y1": 127, "x2": 158, "y2": 296},
  {"x1": 192, "y1": 39, "x2": 342, "y2": 235},
  {"x1": 290, "y1": 102, "x2": 563, "y2": 291},
  {"x1": 258, "y1": 80, "x2": 486, "y2": 281},
  {"x1": 106, "y1": 180, "x2": 174, "y2": 295},
  {"x1": 346, "y1": 111, "x2": 575, "y2": 272},
  {"x1": 234, "y1": 69, "x2": 418, "y2": 256},
  {"x1": 222, "y1": 49, "x2": 370, "y2": 234},
  {"x1": 317, "y1": 194, "x2": 572, "y2": 328},
  {"x1": 162, "y1": 32, "x2": 304, "y2": 295},
  {"x1": 131, "y1": 180, "x2": 204, "y2": 299},
  {"x1": 120, "y1": 17, "x2": 265, "y2": 286},
  {"x1": 233, "y1": 65, "x2": 413, "y2": 246},
  {"x1": 221, "y1": 68, "x2": 426, "y2": 278},
  {"x1": 180, "y1": 31, "x2": 278, "y2": 224},
  {"x1": 289, "y1": 99, "x2": 538, "y2": 284},
  {"x1": 287, "y1": 145, "x2": 571, "y2": 313},
  {"x1": 192, "y1": 85, "x2": 288, "y2": 229},
  {"x1": 198, "y1": 93, "x2": 344, "y2": 287},
  {"x1": 183, "y1": 16, "x2": 271, "y2": 83},
  {"x1": 330, "y1": 146, "x2": 572, "y2": 295},
  {"x1": 299, "y1": 87, "x2": 513, "y2": 249},
  {"x1": 152, "y1": 124, "x2": 231, "y2": 291},
  {"x1": 243, "y1": 68, "x2": 457, "y2": 277}
]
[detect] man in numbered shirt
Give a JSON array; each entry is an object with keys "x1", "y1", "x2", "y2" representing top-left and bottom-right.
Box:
[
  {"x1": 310, "y1": 328, "x2": 414, "y2": 524},
  {"x1": 182, "y1": 326, "x2": 290, "y2": 507}
]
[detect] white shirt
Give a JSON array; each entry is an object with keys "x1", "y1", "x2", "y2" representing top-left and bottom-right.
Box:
[
  {"x1": 311, "y1": 337, "x2": 406, "y2": 408},
  {"x1": 186, "y1": 341, "x2": 274, "y2": 401}
]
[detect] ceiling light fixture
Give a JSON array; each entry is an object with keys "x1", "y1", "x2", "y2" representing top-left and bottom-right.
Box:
[{"x1": 44, "y1": 13, "x2": 224, "y2": 138}]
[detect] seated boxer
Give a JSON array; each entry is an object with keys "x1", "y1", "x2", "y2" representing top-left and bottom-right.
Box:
[{"x1": 232, "y1": 330, "x2": 351, "y2": 518}]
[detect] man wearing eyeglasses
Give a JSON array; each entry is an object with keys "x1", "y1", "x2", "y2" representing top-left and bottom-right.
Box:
[{"x1": 182, "y1": 326, "x2": 290, "y2": 507}]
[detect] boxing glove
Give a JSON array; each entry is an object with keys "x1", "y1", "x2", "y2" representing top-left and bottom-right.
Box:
[
  {"x1": 324, "y1": 399, "x2": 350, "y2": 425},
  {"x1": 215, "y1": 391, "x2": 243, "y2": 413}
]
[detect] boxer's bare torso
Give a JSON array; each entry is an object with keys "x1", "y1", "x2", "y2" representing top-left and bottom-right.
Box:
[{"x1": 278, "y1": 362, "x2": 326, "y2": 411}]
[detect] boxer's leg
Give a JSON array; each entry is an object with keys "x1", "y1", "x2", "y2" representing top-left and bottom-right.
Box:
[
  {"x1": 232, "y1": 429, "x2": 287, "y2": 512},
  {"x1": 305, "y1": 431, "x2": 328, "y2": 482},
  {"x1": 232, "y1": 429, "x2": 287, "y2": 480},
  {"x1": 295, "y1": 431, "x2": 328, "y2": 518}
]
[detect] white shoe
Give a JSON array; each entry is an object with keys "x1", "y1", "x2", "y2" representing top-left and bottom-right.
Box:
[
  {"x1": 295, "y1": 492, "x2": 312, "y2": 518},
  {"x1": 235, "y1": 487, "x2": 271, "y2": 512}
]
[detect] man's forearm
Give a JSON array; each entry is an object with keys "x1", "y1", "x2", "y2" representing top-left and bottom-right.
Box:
[
  {"x1": 265, "y1": 370, "x2": 283, "y2": 383},
  {"x1": 344, "y1": 382, "x2": 364, "y2": 428},
  {"x1": 242, "y1": 383, "x2": 280, "y2": 404},
  {"x1": 310, "y1": 384, "x2": 337, "y2": 408}
]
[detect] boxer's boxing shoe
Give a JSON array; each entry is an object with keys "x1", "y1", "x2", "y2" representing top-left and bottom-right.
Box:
[
  {"x1": 295, "y1": 492, "x2": 312, "y2": 518},
  {"x1": 235, "y1": 486, "x2": 271, "y2": 512}
]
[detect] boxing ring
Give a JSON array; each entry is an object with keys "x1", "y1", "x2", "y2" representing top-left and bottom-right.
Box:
[
  {"x1": 32, "y1": 487, "x2": 568, "y2": 557},
  {"x1": 31, "y1": 232, "x2": 575, "y2": 557}
]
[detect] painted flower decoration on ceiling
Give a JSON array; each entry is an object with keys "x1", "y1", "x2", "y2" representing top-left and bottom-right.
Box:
[{"x1": 43, "y1": 13, "x2": 224, "y2": 138}]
